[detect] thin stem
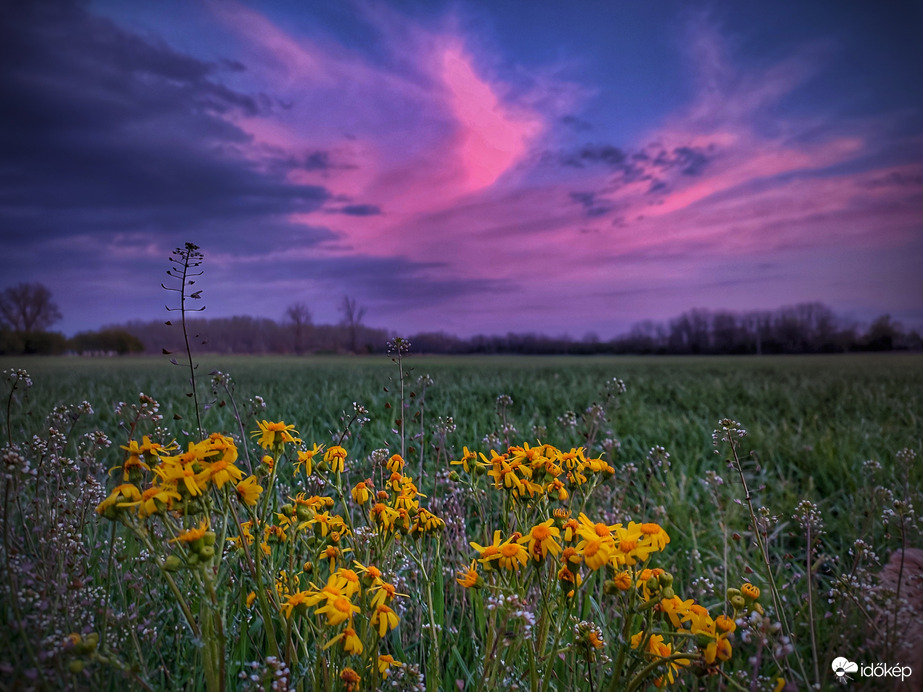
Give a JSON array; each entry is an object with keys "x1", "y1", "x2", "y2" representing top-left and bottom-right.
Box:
[
  {"x1": 806, "y1": 523, "x2": 820, "y2": 688},
  {"x1": 178, "y1": 257, "x2": 202, "y2": 435},
  {"x1": 727, "y1": 434, "x2": 809, "y2": 685}
]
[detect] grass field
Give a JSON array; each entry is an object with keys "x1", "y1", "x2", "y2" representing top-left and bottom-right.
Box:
[{"x1": 2, "y1": 352, "x2": 921, "y2": 690}]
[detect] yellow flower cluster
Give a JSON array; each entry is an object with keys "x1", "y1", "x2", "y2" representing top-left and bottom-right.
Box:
[
  {"x1": 465, "y1": 512, "x2": 670, "y2": 580},
  {"x1": 451, "y1": 442, "x2": 614, "y2": 503},
  {"x1": 366, "y1": 454, "x2": 445, "y2": 536},
  {"x1": 97, "y1": 433, "x2": 262, "y2": 519},
  {"x1": 280, "y1": 563, "x2": 404, "y2": 663}
]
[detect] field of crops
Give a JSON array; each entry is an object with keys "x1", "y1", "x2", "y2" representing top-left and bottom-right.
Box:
[{"x1": 2, "y1": 352, "x2": 921, "y2": 691}]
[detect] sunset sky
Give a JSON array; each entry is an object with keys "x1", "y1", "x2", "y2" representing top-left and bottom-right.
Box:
[{"x1": 2, "y1": 0, "x2": 922, "y2": 338}]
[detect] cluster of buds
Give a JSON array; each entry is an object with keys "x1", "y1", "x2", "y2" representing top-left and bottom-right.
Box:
[
  {"x1": 165, "y1": 523, "x2": 218, "y2": 570},
  {"x1": 727, "y1": 582, "x2": 763, "y2": 615}
]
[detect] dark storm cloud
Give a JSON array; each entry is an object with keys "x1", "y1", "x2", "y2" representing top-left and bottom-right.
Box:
[
  {"x1": 560, "y1": 144, "x2": 628, "y2": 169},
  {"x1": 568, "y1": 191, "x2": 614, "y2": 218},
  {"x1": 652, "y1": 146, "x2": 711, "y2": 176},
  {"x1": 0, "y1": 0, "x2": 329, "y2": 256},
  {"x1": 268, "y1": 254, "x2": 503, "y2": 307},
  {"x1": 551, "y1": 142, "x2": 713, "y2": 178},
  {"x1": 338, "y1": 204, "x2": 382, "y2": 216}
]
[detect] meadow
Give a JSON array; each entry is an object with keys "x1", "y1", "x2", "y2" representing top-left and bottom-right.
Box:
[{"x1": 1, "y1": 352, "x2": 920, "y2": 691}]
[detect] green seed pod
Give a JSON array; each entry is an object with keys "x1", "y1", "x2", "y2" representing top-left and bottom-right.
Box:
[
  {"x1": 296, "y1": 506, "x2": 313, "y2": 521},
  {"x1": 164, "y1": 555, "x2": 183, "y2": 572}
]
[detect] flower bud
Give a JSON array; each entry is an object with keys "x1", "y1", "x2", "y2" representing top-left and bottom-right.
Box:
[
  {"x1": 296, "y1": 506, "x2": 313, "y2": 521},
  {"x1": 69, "y1": 660, "x2": 84, "y2": 674},
  {"x1": 81, "y1": 633, "x2": 98, "y2": 653},
  {"x1": 203, "y1": 531, "x2": 216, "y2": 547},
  {"x1": 730, "y1": 595, "x2": 746, "y2": 610},
  {"x1": 661, "y1": 586, "x2": 675, "y2": 600},
  {"x1": 199, "y1": 545, "x2": 216, "y2": 560},
  {"x1": 164, "y1": 555, "x2": 183, "y2": 572},
  {"x1": 658, "y1": 572, "x2": 674, "y2": 587},
  {"x1": 741, "y1": 583, "x2": 760, "y2": 600}
]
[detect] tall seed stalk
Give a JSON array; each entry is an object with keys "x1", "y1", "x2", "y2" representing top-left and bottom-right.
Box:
[{"x1": 163, "y1": 242, "x2": 206, "y2": 434}]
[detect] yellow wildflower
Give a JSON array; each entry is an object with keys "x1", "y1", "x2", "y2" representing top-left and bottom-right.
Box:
[
  {"x1": 324, "y1": 445, "x2": 347, "y2": 473},
  {"x1": 314, "y1": 595, "x2": 359, "y2": 626},
  {"x1": 235, "y1": 475, "x2": 263, "y2": 505},
  {"x1": 386, "y1": 453, "x2": 404, "y2": 473},
  {"x1": 370, "y1": 603, "x2": 400, "y2": 637},
  {"x1": 351, "y1": 480, "x2": 372, "y2": 505},
  {"x1": 449, "y1": 446, "x2": 477, "y2": 473},
  {"x1": 456, "y1": 560, "x2": 482, "y2": 589},
  {"x1": 251, "y1": 420, "x2": 299, "y2": 450},
  {"x1": 324, "y1": 626, "x2": 363, "y2": 655},
  {"x1": 340, "y1": 668, "x2": 360, "y2": 692},
  {"x1": 170, "y1": 518, "x2": 209, "y2": 545},
  {"x1": 378, "y1": 654, "x2": 402, "y2": 677},
  {"x1": 519, "y1": 518, "x2": 562, "y2": 560},
  {"x1": 293, "y1": 443, "x2": 323, "y2": 476},
  {"x1": 497, "y1": 538, "x2": 529, "y2": 571}
]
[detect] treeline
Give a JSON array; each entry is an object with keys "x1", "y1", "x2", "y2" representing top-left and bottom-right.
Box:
[
  {"x1": 0, "y1": 328, "x2": 144, "y2": 356},
  {"x1": 3, "y1": 302, "x2": 919, "y2": 357},
  {"x1": 115, "y1": 317, "x2": 391, "y2": 356},
  {"x1": 100, "y1": 302, "x2": 920, "y2": 356},
  {"x1": 415, "y1": 304, "x2": 920, "y2": 355},
  {"x1": 612, "y1": 304, "x2": 921, "y2": 355}
]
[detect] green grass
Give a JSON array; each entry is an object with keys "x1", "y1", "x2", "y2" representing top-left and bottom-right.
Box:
[{"x1": 6, "y1": 352, "x2": 920, "y2": 483}]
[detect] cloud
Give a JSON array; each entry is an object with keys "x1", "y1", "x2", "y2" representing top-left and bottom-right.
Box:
[
  {"x1": 337, "y1": 204, "x2": 382, "y2": 216},
  {"x1": 0, "y1": 1, "x2": 330, "y2": 256}
]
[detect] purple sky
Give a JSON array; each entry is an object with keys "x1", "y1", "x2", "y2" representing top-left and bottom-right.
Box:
[{"x1": 2, "y1": 0, "x2": 922, "y2": 338}]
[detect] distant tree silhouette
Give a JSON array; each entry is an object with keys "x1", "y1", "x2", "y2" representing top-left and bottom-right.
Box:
[
  {"x1": 339, "y1": 295, "x2": 367, "y2": 353},
  {"x1": 0, "y1": 282, "x2": 62, "y2": 332},
  {"x1": 285, "y1": 302, "x2": 312, "y2": 354}
]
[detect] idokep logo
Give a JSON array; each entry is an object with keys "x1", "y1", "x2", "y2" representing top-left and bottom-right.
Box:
[
  {"x1": 831, "y1": 656, "x2": 913, "y2": 685},
  {"x1": 831, "y1": 657, "x2": 858, "y2": 682}
]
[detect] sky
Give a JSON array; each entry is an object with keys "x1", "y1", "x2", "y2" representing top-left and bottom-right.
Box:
[{"x1": 1, "y1": 0, "x2": 922, "y2": 338}]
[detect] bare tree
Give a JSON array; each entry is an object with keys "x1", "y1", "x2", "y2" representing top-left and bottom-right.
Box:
[
  {"x1": 0, "y1": 283, "x2": 62, "y2": 332},
  {"x1": 285, "y1": 302, "x2": 312, "y2": 354},
  {"x1": 339, "y1": 295, "x2": 367, "y2": 353}
]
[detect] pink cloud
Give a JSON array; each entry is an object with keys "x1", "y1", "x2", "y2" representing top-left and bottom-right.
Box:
[{"x1": 440, "y1": 43, "x2": 542, "y2": 191}]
